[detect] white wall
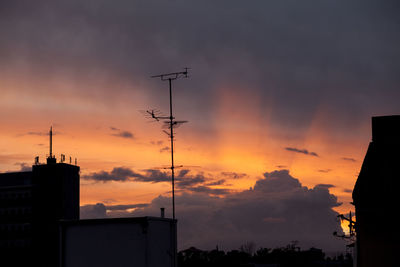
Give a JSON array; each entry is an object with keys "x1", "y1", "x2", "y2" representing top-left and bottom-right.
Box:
[{"x1": 61, "y1": 217, "x2": 176, "y2": 267}]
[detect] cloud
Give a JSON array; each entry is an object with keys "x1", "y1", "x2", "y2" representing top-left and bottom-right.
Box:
[
  {"x1": 176, "y1": 174, "x2": 206, "y2": 188},
  {"x1": 220, "y1": 172, "x2": 247, "y2": 179},
  {"x1": 26, "y1": 131, "x2": 48, "y2": 136},
  {"x1": 80, "y1": 203, "x2": 107, "y2": 219},
  {"x1": 205, "y1": 179, "x2": 226, "y2": 186},
  {"x1": 83, "y1": 169, "x2": 344, "y2": 252},
  {"x1": 342, "y1": 188, "x2": 353, "y2": 193},
  {"x1": 20, "y1": 130, "x2": 61, "y2": 137},
  {"x1": 85, "y1": 167, "x2": 142, "y2": 182},
  {"x1": 14, "y1": 162, "x2": 32, "y2": 172},
  {"x1": 186, "y1": 186, "x2": 231, "y2": 196},
  {"x1": 106, "y1": 203, "x2": 149, "y2": 211},
  {"x1": 150, "y1": 140, "x2": 164, "y2": 146},
  {"x1": 317, "y1": 169, "x2": 332, "y2": 173},
  {"x1": 341, "y1": 157, "x2": 357, "y2": 162},
  {"x1": 159, "y1": 146, "x2": 170, "y2": 153},
  {"x1": 80, "y1": 203, "x2": 149, "y2": 219},
  {"x1": 110, "y1": 127, "x2": 134, "y2": 139},
  {"x1": 315, "y1": 184, "x2": 335, "y2": 189},
  {"x1": 2, "y1": 0, "x2": 399, "y2": 139},
  {"x1": 285, "y1": 147, "x2": 319, "y2": 157},
  {"x1": 84, "y1": 167, "x2": 213, "y2": 190}
]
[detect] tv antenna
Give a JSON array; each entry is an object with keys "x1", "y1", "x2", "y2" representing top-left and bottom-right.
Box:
[
  {"x1": 333, "y1": 210, "x2": 356, "y2": 248},
  {"x1": 147, "y1": 68, "x2": 189, "y2": 220}
]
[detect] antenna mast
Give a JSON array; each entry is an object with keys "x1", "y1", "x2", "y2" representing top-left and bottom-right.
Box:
[
  {"x1": 50, "y1": 126, "x2": 53, "y2": 158},
  {"x1": 148, "y1": 68, "x2": 189, "y2": 220},
  {"x1": 47, "y1": 126, "x2": 56, "y2": 164}
]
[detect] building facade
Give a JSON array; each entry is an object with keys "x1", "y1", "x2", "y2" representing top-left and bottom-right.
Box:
[
  {"x1": 353, "y1": 116, "x2": 400, "y2": 267},
  {"x1": 61, "y1": 217, "x2": 177, "y2": 267}
]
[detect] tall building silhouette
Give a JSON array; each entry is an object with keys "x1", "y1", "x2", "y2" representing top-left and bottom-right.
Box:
[
  {"x1": 353, "y1": 115, "x2": 400, "y2": 267},
  {"x1": 0, "y1": 157, "x2": 79, "y2": 266}
]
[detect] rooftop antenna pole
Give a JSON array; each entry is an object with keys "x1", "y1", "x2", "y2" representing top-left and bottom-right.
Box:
[
  {"x1": 50, "y1": 126, "x2": 53, "y2": 158},
  {"x1": 150, "y1": 68, "x2": 189, "y2": 220}
]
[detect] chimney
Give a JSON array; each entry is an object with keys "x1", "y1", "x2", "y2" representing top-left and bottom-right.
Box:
[{"x1": 160, "y1": 207, "x2": 165, "y2": 218}]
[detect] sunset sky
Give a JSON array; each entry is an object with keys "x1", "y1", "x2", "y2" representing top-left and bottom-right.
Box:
[{"x1": 1, "y1": 0, "x2": 399, "y2": 252}]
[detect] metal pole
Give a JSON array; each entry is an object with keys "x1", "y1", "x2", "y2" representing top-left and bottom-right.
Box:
[
  {"x1": 169, "y1": 78, "x2": 176, "y2": 220},
  {"x1": 50, "y1": 126, "x2": 53, "y2": 158},
  {"x1": 168, "y1": 78, "x2": 177, "y2": 267}
]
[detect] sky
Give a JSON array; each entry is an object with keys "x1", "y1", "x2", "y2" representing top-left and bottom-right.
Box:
[{"x1": 1, "y1": 0, "x2": 400, "y2": 253}]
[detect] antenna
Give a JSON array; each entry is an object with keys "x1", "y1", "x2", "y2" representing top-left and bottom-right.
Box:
[
  {"x1": 50, "y1": 126, "x2": 53, "y2": 158},
  {"x1": 333, "y1": 210, "x2": 356, "y2": 249},
  {"x1": 47, "y1": 126, "x2": 56, "y2": 164},
  {"x1": 146, "y1": 68, "x2": 190, "y2": 221}
]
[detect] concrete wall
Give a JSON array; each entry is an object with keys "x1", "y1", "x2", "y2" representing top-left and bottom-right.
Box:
[{"x1": 61, "y1": 217, "x2": 176, "y2": 267}]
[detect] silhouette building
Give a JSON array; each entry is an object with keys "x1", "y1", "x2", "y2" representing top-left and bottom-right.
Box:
[
  {"x1": 0, "y1": 156, "x2": 79, "y2": 266},
  {"x1": 353, "y1": 115, "x2": 400, "y2": 267},
  {"x1": 0, "y1": 130, "x2": 176, "y2": 267}
]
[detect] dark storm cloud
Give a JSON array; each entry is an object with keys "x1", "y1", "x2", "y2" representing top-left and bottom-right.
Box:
[
  {"x1": 1, "y1": 0, "x2": 399, "y2": 138},
  {"x1": 285, "y1": 147, "x2": 319, "y2": 157},
  {"x1": 84, "y1": 170, "x2": 344, "y2": 251}
]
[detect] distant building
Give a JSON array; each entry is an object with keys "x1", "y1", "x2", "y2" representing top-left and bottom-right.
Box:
[
  {"x1": 353, "y1": 115, "x2": 400, "y2": 267},
  {"x1": 0, "y1": 129, "x2": 176, "y2": 267}
]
